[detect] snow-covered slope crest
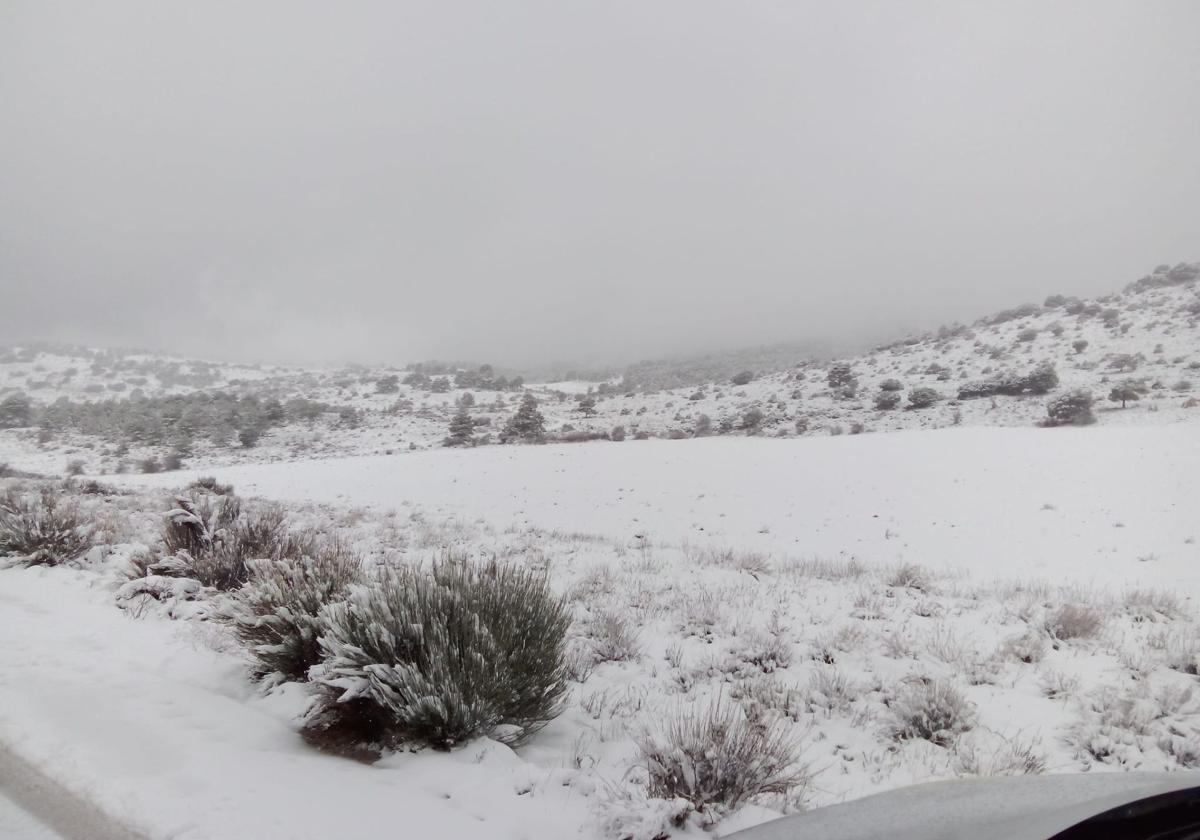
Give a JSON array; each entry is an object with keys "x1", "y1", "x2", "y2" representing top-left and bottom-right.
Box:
[{"x1": 1, "y1": 262, "x2": 1197, "y2": 476}]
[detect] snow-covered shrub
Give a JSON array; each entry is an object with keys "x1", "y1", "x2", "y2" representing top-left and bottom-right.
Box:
[
  {"x1": 588, "y1": 609, "x2": 642, "y2": 663},
  {"x1": 305, "y1": 557, "x2": 570, "y2": 752},
  {"x1": 1159, "y1": 629, "x2": 1200, "y2": 675},
  {"x1": 1123, "y1": 588, "x2": 1184, "y2": 622},
  {"x1": 1044, "y1": 602, "x2": 1103, "y2": 642},
  {"x1": 731, "y1": 676, "x2": 806, "y2": 723},
  {"x1": 700, "y1": 546, "x2": 771, "y2": 576},
  {"x1": 1044, "y1": 390, "x2": 1095, "y2": 426},
  {"x1": 958, "y1": 361, "x2": 1058, "y2": 400},
  {"x1": 782, "y1": 556, "x2": 866, "y2": 581},
  {"x1": 874, "y1": 390, "x2": 901, "y2": 410},
  {"x1": 879, "y1": 378, "x2": 903, "y2": 391},
  {"x1": 810, "y1": 624, "x2": 867, "y2": 664},
  {"x1": 596, "y1": 786, "x2": 693, "y2": 840},
  {"x1": 953, "y1": 732, "x2": 1045, "y2": 776},
  {"x1": 907, "y1": 387, "x2": 941, "y2": 409},
  {"x1": 1069, "y1": 681, "x2": 1198, "y2": 765},
  {"x1": 1039, "y1": 669, "x2": 1081, "y2": 699},
  {"x1": 826, "y1": 362, "x2": 856, "y2": 390},
  {"x1": 636, "y1": 697, "x2": 808, "y2": 820},
  {"x1": 0, "y1": 486, "x2": 91, "y2": 566},
  {"x1": 803, "y1": 666, "x2": 856, "y2": 716},
  {"x1": 188, "y1": 476, "x2": 235, "y2": 496},
  {"x1": 887, "y1": 562, "x2": 931, "y2": 591},
  {"x1": 158, "y1": 493, "x2": 315, "y2": 590},
  {"x1": 116, "y1": 574, "x2": 203, "y2": 617},
  {"x1": 886, "y1": 678, "x2": 976, "y2": 746},
  {"x1": 740, "y1": 407, "x2": 765, "y2": 431},
  {"x1": 999, "y1": 629, "x2": 1046, "y2": 664},
  {"x1": 225, "y1": 543, "x2": 363, "y2": 684},
  {"x1": 729, "y1": 628, "x2": 793, "y2": 674},
  {"x1": 161, "y1": 491, "x2": 240, "y2": 562},
  {"x1": 1160, "y1": 734, "x2": 1200, "y2": 769},
  {"x1": 565, "y1": 642, "x2": 598, "y2": 683}
]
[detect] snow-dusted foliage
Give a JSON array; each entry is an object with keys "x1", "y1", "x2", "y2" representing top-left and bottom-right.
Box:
[
  {"x1": 157, "y1": 491, "x2": 314, "y2": 590},
  {"x1": 305, "y1": 557, "x2": 570, "y2": 752},
  {"x1": 906, "y1": 386, "x2": 941, "y2": 409},
  {"x1": 502, "y1": 393, "x2": 546, "y2": 442},
  {"x1": 886, "y1": 678, "x2": 977, "y2": 747},
  {"x1": 224, "y1": 544, "x2": 363, "y2": 684},
  {"x1": 635, "y1": 696, "x2": 808, "y2": 822},
  {"x1": 0, "y1": 485, "x2": 91, "y2": 566},
  {"x1": 1044, "y1": 389, "x2": 1096, "y2": 426}
]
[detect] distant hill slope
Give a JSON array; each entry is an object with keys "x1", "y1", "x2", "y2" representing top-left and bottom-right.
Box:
[
  {"x1": 617, "y1": 338, "x2": 854, "y2": 393},
  {"x1": 0, "y1": 261, "x2": 1196, "y2": 476}
]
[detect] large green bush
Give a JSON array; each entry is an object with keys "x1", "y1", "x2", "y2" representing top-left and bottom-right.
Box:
[
  {"x1": 304, "y1": 557, "x2": 570, "y2": 753},
  {"x1": 225, "y1": 544, "x2": 363, "y2": 684}
]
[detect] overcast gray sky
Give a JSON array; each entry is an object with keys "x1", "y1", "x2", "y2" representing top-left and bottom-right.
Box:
[{"x1": 2, "y1": 1, "x2": 1197, "y2": 367}]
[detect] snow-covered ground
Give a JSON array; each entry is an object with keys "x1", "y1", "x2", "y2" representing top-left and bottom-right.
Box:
[
  {"x1": 115, "y1": 425, "x2": 1199, "y2": 591},
  {"x1": 0, "y1": 567, "x2": 588, "y2": 840},
  {"x1": 0, "y1": 793, "x2": 57, "y2": 840},
  {"x1": 1, "y1": 417, "x2": 1197, "y2": 839},
  {"x1": 2, "y1": 266, "x2": 1199, "y2": 838}
]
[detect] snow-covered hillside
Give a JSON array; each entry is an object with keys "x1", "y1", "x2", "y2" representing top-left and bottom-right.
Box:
[{"x1": 2, "y1": 262, "x2": 1197, "y2": 477}]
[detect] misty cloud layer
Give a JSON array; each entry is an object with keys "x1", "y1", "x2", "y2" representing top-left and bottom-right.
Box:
[{"x1": 2, "y1": 1, "x2": 1198, "y2": 367}]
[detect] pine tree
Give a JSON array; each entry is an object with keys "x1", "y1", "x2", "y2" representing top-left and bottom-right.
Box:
[
  {"x1": 445, "y1": 407, "x2": 474, "y2": 447},
  {"x1": 504, "y1": 394, "x2": 545, "y2": 442}
]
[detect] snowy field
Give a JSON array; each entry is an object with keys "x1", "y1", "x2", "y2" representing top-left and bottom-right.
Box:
[
  {"x1": 3, "y1": 422, "x2": 1199, "y2": 839},
  {"x1": 115, "y1": 424, "x2": 1199, "y2": 590}
]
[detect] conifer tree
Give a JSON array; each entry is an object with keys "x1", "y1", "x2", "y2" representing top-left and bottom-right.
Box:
[
  {"x1": 504, "y1": 393, "x2": 545, "y2": 442},
  {"x1": 445, "y1": 406, "x2": 474, "y2": 447}
]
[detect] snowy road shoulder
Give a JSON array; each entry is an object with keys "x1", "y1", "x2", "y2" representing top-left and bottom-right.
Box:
[
  {"x1": 0, "y1": 741, "x2": 144, "y2": 840},
  {"x1": 0, "y1": 567, "x2": 590, "y2": 840},
  {"x1": 0, "y1": 790, "x2": 61, "y2": 840}
]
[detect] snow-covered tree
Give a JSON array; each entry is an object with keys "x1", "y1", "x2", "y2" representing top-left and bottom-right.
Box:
[
  {"x1": 504, "y1": 394, "x2": 545, "y2": 443},
  {"x1": 0, "y1": 393, "x2": 33, "y2": 428},
  {"x1": 1108, "y1": 382, "x2": 1141, "y2": 408},
  {"x1": 1046, "y1": 389, "x2": 1096, "y2": 426},
  {"x1": 445, "y1": 406, "x2": 474, "y2": 447}
]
